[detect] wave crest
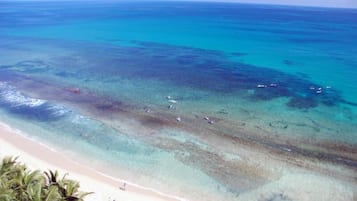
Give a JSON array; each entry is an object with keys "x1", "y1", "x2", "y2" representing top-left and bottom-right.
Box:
[{"x1": 0, "y1": 82, "x2": 70, "y2": 120}]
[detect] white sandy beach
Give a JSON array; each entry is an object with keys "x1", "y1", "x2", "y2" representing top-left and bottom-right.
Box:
[
  {"x1": 0, "y1": 122, "x2": 185, "y2": 201},
  {"x1": 0, "y1": 121, "x2": 356, "y2": 201}
]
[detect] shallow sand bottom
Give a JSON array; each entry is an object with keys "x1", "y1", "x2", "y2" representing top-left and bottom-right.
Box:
[
  {"x1": 0, "y1": 121, "x2": 355, "y2": 201},
  {"x1": 238, "y1": 172, "x2": 355, "y2": 201}
]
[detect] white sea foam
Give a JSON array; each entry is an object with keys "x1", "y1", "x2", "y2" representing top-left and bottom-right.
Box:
[
  {"x1": 70, "y1": 114, "x2": 90, "y2": 124},
  {"x1": 0, "y1": 82, "x2": 70, "y2": 117},
  {"x1": 48, "y1": 105, "x2": 71, "y2": 117},
  {"x1": 0, "y1": 82, "x2": 47, "y2": 108}
]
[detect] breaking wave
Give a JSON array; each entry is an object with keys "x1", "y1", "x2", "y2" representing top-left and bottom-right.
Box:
[{"x1": 0, "y1": 82, "x2": 71, "y2": 121}]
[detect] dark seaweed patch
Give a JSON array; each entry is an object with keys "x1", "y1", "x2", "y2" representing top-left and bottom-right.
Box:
[
  {"x1": 72, "y1": 41, "x2": 350, "y2": 110},
  {"x1": 14, "y1": 60, "x2": 50, "y2": 73},
  {"x1": 261, "y1": 139, "x2": 357, "y2": 168},
  {"x1": 175, "y1": 55, "x2": 198, "y2": 65},
  {"x1": 55, "y1": 71, "x2": 71, "y2": 77},
  {"x1": 342, "y1": 100, "x2": 357, "y2": 107},
  {"x1": 95, "y1": 103, "x2": 114, "y2": 110},
  {"x1": 295, "y1": 72, "x2": 310, "y2": 79},
  {"x1": 2, "y1": 39, "x2": 348, "y2": 110},
  {"x1": 138, "y1": 115, "x2": 171, "y2": 128},
  {"x1": 283, "y1": 59, "x2": 294, "y2": 66},
  {"x1": 0, "y1": 65, "x2": 13, "y2": 69},
  {"x1": 269, "y1": 121, "x2": 288, "y2": 129},
  {"x1": 288, "y1": 37, "x2": 336, "y2": 44},
  {"x1": 286, "y1": 97, "x2": 318, "y2": 109},
  {"x1": 1, "y1": 60, "x2": 49, "y2": 73},
  {"x1": 250, "y1": 86, "x2": 292, "y2": 101},
  {"x1": 259, "y1": 192, "x2": 293, "y2": 201},
  {"x1": 230, "y1": 52, "x2": 247, "y2": 57}
]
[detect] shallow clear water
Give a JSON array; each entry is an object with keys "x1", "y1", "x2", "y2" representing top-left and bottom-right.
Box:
[{"x1": 0, "y1": 1, "x2": 356, "y2": 200}]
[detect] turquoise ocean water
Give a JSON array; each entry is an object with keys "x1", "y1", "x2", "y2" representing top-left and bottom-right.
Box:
[{"x1": 0, "y1": 1, "x2": 356, "y2": 200}]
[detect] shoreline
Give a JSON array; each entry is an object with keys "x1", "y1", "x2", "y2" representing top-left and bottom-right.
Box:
[
  {"x1": 0, "y1": 118, "x2": 356, "y2": 201},
  {"x1": 0, "y1": 121, "x2": 187, "y2": 201}
]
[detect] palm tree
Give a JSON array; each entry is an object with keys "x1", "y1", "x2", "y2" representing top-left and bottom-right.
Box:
[
  {"x1": 45, "y1": 170, "x2": 92, "y2": 201},
  {"x1": 62, "y1": 180, "x2": 92, "y2": 201},
  {"x1": 0, "y1": 156, "x2": 20, "y2": 200},
  {"x1": 0, "y1": 157, "x2": 92, "y2": 201},
  {"x1": 0, "y1": 157, "x2": 18, "y2": 173},
  {"x1": 21, "y1": 170, "x2": 45, "y2": 201},
  {"x1": 43, "y1": 185, "x2": 63, "y2": 201}
]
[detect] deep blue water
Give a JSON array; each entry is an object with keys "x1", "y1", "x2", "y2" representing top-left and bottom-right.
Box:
[{"x1": 0, "y1": 1, "x2": 356, "y2": 201}]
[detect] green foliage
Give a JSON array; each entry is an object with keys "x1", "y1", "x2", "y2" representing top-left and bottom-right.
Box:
[{"x1": 0, "y1": 156, "x2": 92, "y2": 201}]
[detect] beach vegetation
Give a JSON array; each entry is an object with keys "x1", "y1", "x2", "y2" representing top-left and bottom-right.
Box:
[{"x1": 0, "y1": 156, "x2": 92, "y2": 201}]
